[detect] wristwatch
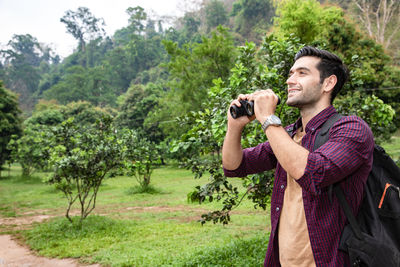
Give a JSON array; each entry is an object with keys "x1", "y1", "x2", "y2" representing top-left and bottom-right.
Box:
[{"x1": 261, "y1": 115, "x2": 282, "y2": 131}]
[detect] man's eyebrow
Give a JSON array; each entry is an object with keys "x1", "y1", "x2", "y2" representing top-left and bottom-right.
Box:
[{"x1": 288, "y1": 66, "x2": 311, "y2": 75}]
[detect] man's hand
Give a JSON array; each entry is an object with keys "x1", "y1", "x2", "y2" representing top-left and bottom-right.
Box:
[
  {"x1": 227, "y1": 94, "x2": 255, "y2": 131},
  {"x1": 248, "y1": 89, "x2": 279, "y2": 124}
]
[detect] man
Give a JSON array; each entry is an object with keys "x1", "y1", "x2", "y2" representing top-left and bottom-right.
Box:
[{"x1": 222, "y1": 46, "x2": 374, "y2": 266}]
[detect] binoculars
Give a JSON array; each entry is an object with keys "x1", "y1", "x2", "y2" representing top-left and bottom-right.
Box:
[{"x1": 230, "y1": 97, "x2": 281, "y2": 119}]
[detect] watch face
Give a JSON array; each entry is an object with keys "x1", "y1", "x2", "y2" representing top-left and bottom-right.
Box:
[{"x1": 269, "y1": 115, "x2": 281, "y2": 125}]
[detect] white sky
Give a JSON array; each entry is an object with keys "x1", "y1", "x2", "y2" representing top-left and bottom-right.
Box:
[{"x1": 0, "y1": 0, "x2": 188, "y2": 58}]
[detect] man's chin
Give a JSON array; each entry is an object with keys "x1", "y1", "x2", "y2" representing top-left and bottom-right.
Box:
[{"x1": 286, "y1": 99, "x2": 298, "y2": 107}]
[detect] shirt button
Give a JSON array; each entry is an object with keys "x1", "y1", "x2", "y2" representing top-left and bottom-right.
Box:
[
  {"x1": 311, "y1": 127, "x2": 315, "y2": 131},
  {"x1": 280, "y1": 185, "x2": 285, "y2": 190},
  {"x1": 276, "y1": 207, "x2": 280, "y2": 212}
]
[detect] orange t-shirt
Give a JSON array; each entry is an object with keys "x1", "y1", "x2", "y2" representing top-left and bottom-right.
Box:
[{"x1": 278, "y1": 130, "x2": 316, "y2": 267}]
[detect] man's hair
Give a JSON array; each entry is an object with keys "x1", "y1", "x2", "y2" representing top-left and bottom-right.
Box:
[{"x1": 294, "y1": 46, "x2": 349, "y2": 103}]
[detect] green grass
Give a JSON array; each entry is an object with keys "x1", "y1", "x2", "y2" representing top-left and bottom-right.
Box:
[
  {"x1": 0, "y1": 165, "x2": 269, "y2": 266},
  {"x1": 25, "y1": 216, "x2": 268, "y2": 266},
  {"x1": 382, "y1": 130, "x2": 400, "y2": 162}
]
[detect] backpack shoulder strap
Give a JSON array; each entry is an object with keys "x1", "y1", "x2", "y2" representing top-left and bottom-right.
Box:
[
  {"x1": 334, "y1": 185, "x2": 364, "y2": 240},
  {"x1": 314, "y1": 113, "x2": 343, "y2": 151},
  {"x1": 314, "y1": 113, "x2": 342, "y2": 204}
]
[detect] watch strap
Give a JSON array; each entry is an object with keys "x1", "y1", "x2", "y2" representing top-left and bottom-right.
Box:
[{"x1": 261, "y1": 115, "x2": 281, "y2": 131}]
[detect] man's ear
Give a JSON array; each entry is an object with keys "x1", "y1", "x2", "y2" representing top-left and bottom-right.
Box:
[{"x1": 323, "y1": 75, "x2": 337, "y2": 94}]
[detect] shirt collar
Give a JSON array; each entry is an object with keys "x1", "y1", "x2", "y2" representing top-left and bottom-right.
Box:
[{"x1": 291, "y1": 105, "x2": 337, "y2": 134}]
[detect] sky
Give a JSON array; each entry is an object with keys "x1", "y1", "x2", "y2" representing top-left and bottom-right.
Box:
[{"x1": 0, "y1": 0, "x2": 187, "y2": 58}]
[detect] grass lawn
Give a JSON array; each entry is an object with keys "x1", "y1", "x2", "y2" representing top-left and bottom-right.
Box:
[{"x1": 0, "y1": 165, "x2": 270, "y2": 266}]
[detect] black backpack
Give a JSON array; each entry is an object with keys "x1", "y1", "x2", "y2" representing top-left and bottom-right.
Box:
[{"x1": 314, "y1": 113, "x2": 400, "y2": 267}]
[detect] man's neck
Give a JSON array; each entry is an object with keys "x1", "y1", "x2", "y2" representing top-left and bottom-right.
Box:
[{"x1": 300, "y1": 103, "x2": 331, "y2": 130}]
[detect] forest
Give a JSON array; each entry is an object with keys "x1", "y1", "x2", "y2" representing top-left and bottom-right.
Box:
[{"x1": 1, "y1": 0, "x2": 400, "y2": 225}]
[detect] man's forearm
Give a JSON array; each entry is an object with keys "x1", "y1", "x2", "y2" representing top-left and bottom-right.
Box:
[
  {"x1": 222, "y1": 127, "x2": 244, "y2": 170},
  {"x1": 264, "y1": 126, "x2": 309, "y2": 179}
]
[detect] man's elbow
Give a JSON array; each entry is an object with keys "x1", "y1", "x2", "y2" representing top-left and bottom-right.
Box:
[
  {"x1": 222, "y1": 160, "x2": 246, "y2": 178},
  {"x1": 287, "y1": 160, "x2": 307, "y2": 180}
]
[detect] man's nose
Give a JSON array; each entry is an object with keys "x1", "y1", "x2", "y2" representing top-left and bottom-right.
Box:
[{"x1": 286, "y1": 74, "x2": 296, "y2": 86}]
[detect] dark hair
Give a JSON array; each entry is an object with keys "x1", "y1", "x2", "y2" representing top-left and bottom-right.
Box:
[{"x1": 294, "y1": 46, "x2": 349, "y2": 103}]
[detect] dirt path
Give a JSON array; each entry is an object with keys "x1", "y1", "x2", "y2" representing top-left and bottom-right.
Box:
[{"x1": 0, "y1": 235, "x2": 100, "y2": 267}]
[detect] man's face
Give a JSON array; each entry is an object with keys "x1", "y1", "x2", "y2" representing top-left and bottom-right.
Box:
[{"x1": 286, "y1": 56, "x2": 323, "y2": 108}]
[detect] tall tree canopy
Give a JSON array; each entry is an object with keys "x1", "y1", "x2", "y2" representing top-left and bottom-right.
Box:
[
  {"x1": 0, "y1": 34, "x2": 58, "y2": 110},
  {"x1": 60, "y1": 7, "x2": 106, "y2": 53},
  {"x1": 231, "y1": 0, "x2": 275, "y2": 41},
  {"x1": 204, "y1": 0, "x2": 229, "y2": 31}
]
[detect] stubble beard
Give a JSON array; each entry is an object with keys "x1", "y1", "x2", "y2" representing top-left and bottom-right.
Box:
[{"x1": 286, "y1": 83, "x2": 323, "y2": 108}]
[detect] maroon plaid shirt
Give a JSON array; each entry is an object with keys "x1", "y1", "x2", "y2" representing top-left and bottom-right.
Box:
[{"x1": 224, "y1": 106, "x2": 374, "y2": 266}]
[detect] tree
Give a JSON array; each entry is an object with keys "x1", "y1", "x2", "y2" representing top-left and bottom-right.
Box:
[
  {"x1": 42, "y1": 65, "x2": 116, "y2": 107},
  {"x1": 0, "y1": 81, "x2": 22, "y2": 176},
  {"x1": 231, "y1": 0, "x2": 275, "y2": 42},
  {"x1": 126, "y1": 6, "x2": 147, "y2": 35},
  {"x1": 273, "y1": 0, "x2": 343, "y2": 44},
  {"x1": 106, "y1": 7, "x2": 166, "y2": 95},
  {"x1": 204, "y1": 0, "x2": 228, "y2": 31},
  {"x1": 115, "y1": 83, "x2": 164, "y2": 143},
  {"x1": 122, "y1": 129, "x2": 161, "y2": 190},
  {"x1": 60, "y1": 7, "x2": 106, "y2": 53},
  {"x1": 45, "y1": 116, "x2": 126, "y2": 223},
  {"x1": 150, "y1": 26, "x2": 236, "y2": 139},
  {"x1": 180, "y1": 13, "x2": 202, "y2": 43},
  {"x1": 354, "y1": 0, "x2": 400, "y2": 50},
  {"x1": 0, "y1": 34, "x2": 48, "y2": 110},
  {"x1": 163, "y1": 26, "x2": 237, "y2": 113},
  {"x1": 4, "y1": 34, "x2": 42, "y2": 66},
  {"x1": 61, "y1": 101, "x2": 115, "y2": 126}
]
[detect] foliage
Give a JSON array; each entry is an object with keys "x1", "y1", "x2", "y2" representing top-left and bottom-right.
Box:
[
  {"x1": 334, "y1": 92, "x2": 396, "y2": 144},
  {"x1": 42, "y1": 65, "x2": 117, "y2": 107},
  {"x1": 231, "y1": 0, "x2": 275, "y2": 42},
  {"x1": 24, "y1": 109, "x2": 64, "y2": 127},
  {"x1": 272, "y1": 0, "x2": 399, "y2": 129},
  {"x1": 7, "y1": 124, "x2": 52, "y2": 176},
  {"x1": 126, "y1": 6, "x2": 147, "y2": 35},
  {"x1": 155, "y1": 26, "x2": 237, "y2": 139},
  {"x1": 0, "y1": 81, "x2": 22, "y2": 175},
  {"x1": 175, "y1": 30, "x2": 396, "y2": 224},
  {"x1": 0, "y1": 34, "x2": 58, "y2": 110},
  {"x1": 274, "y1": 0, "x2": 343, "y2": 44},
  {"x1": 172, "y1": 38, "x2": 302, "y2": 224},
  {"x1": 121, "y1": 129, "x2": 161, "y2": 190},
  {"x1": 44, "y1": 116, "x2": 127, "y2": 223},
  {"x1": 115, "y1": 83, "x2": 164, "y2": 143},
  {"x1": 204, "y1": 0, "x2": 229, "y2": 31},
  {"x1": 163, "y1": 26, "x2": 237, "y2": 112},
  {"x1": 60, "y1": 7, "x2": 106, "y2": 53}
]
